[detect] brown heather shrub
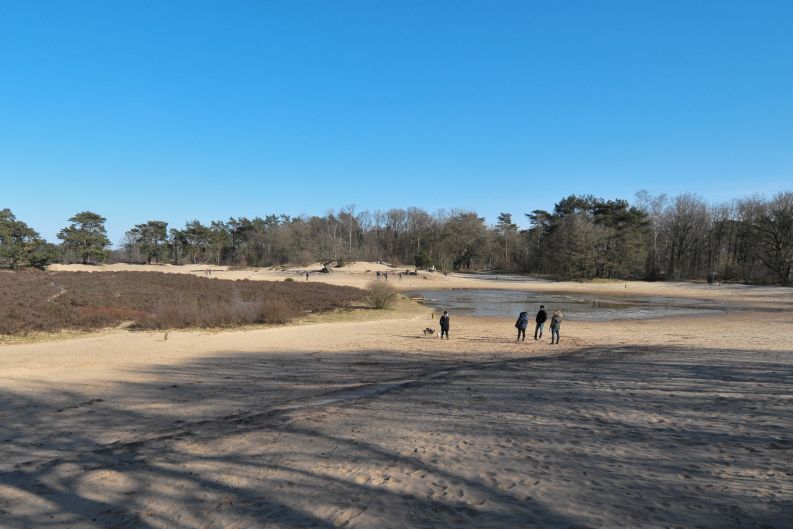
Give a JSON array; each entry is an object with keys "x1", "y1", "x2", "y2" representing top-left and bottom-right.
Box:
[
  {"x1": 0, "y1": 270, "x2": 363, "y2": 335},
  {"x1": 258, "y1": 299, "x2": 295, "y2": 324},
  {"x1": 75, "y1": 306, "x2": 150, "y2": 327}
]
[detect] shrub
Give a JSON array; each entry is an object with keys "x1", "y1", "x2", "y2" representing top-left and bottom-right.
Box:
[
  {"x1": 364, "y1": 281, "x2": 397, "y2": 309},
  {"x1": 414, "y1": 249, "x2": 432, "y2": 270},
  {"x1": 0, "y1": 270, "x2": 364, "y2": 334},
  {"x1": 284, "y1": 277, "x2": 294, "y2": 282},
  {"x1": 257, "y1": 299, "x2": 295, "y2": 324}
]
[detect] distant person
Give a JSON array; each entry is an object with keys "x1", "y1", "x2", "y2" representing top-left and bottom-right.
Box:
[
  {"x1": 515, "y1": 311, "x2": 529, "y2": 342},
  {"x1": 534, "y1": 304, "x2": 547, "y2": 340},
  {"x1": 376, "y1": 271, "x2": 381, "y2": 281},
  {"x1": 305, "y1": 272, "x2": 310, "y2": 281},
  {"x1": 550, "y1": 310, "x2": 563, "y2": 344},
  {"x1": 439, "y1": 310, "x2": 450, "y2": 339}
]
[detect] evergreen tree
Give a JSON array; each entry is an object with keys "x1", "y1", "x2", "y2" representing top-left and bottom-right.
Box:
[
  {"x1": 57, "y1": 211, "x2": 111, "y2": 264},
  {"x1": 126, "y1": 221, "x2": 169, "y2": 264},
  {"x1": 0, "y1": 209, "x2": 54, "y2": 269}
]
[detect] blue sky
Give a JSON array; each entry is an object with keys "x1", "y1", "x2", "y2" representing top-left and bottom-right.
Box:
[{"x1": 1, "y1": 1, "x2": 792, "y2": 244}]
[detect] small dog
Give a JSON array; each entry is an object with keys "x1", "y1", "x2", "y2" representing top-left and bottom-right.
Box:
[{"x1": 423, "y1": 327, "x2": 435, "y2": 335}]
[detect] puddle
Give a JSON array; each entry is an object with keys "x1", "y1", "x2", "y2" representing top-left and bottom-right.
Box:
[{"x1": 408, "y1": 289, "x2": 725, "y2": 321}]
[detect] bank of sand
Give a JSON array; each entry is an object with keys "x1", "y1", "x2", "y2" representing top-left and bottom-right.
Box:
[{"x1": 1, "y1": 268, "x2": 792, "y2": 527}]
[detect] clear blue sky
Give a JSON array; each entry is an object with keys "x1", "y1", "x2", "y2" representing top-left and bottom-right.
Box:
[{"x1": 1, "y1": 1, "x2": 792, "y2": 244}]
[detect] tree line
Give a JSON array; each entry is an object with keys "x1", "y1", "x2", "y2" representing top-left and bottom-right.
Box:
[{"x1": 2, "y1": 190, "x2": 792, "y2": 285}]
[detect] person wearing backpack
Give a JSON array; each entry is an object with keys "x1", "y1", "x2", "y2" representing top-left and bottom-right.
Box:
[{"x1": 515, "y1": 311, "x2": 529, "y2": 342}]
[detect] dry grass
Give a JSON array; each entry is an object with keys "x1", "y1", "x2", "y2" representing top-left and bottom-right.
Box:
[{"x1": 0, "y1": 270, "x2": 363, "y2": 335}]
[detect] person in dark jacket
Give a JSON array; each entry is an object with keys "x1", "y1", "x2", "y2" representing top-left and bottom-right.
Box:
[
  {"x1": 534, "y1": 305, "x2": 547, "y2": 340},
  {"x1": 439, "y1": 310, "x2": 450, "y2": 339},
  {"x1": 550, "y1": 310, "x2": 562, "y2": 344},
  {"x1": 515, "y1": 311, "x2": 529, "y2": 342}
]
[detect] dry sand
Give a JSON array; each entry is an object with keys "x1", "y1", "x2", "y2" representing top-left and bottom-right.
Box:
[{"x1": 2, "y1": 264, "x2": 792, "y2": 528}]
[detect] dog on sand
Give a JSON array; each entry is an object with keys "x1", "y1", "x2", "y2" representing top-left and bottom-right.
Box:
[{"x1": 423, "y1": 327, "x2": 435, "y2": 335}]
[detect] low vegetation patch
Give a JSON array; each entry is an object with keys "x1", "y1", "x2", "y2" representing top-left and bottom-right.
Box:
[
  {"x1": 364, "y1": 280, "x2": 398, "y2": 309},
  {"x1": 0, "y1": 270, "x2": 363, "y2": 335}
]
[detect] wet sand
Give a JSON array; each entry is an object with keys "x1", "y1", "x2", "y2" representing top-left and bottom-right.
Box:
[{"x1": 1, "y1": 265, "x2": 792, "y2": 528}]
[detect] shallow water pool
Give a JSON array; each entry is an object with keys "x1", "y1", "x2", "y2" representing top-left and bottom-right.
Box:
[{"x1": 407, "y1": 289, "x2": 725, "y2": 321}]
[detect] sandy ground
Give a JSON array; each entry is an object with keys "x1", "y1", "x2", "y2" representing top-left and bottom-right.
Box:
[{"x1": 2, "y1": 265, "x2": 792, "y2": 528}]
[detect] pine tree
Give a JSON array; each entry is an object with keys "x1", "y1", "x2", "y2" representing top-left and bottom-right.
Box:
[{"x1": 57, "y1": 211, "x2": 111, "y2": 264}]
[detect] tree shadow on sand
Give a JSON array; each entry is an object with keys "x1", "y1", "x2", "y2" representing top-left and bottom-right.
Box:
[{"x1": 1, "y1": 343, "x2": 791, "y2": 528}]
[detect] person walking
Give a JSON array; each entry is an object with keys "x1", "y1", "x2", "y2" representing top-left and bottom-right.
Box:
[
  {"x1": 439, "y1": 310, "x2": 450, "y2": 339},
  {"x1": 515, "y1": 311, "x2": 529, "y2": 342},
  {"x1": 550, "y1": 310, "x2": 562, "y2": 344},
  {"x1": 534, "y1": 304, "x2": 547, "y2": 340}
]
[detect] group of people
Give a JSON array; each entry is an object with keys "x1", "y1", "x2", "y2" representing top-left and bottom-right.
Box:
[
  {"x1": 515, "y1": 305, "x2": 562, "y2": 344},
  {"x1": 435, "y1": 305, "x2": 562, "y2": 344}
]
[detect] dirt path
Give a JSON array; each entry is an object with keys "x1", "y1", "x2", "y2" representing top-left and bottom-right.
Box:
[{"x1": 45, "y1": 281, "x2": 67, "y2": 302}]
